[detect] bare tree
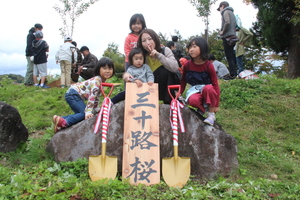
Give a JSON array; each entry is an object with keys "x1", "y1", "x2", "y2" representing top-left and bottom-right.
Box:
[
  {"x1": 53, "y1": 0, "x2": 100, "y2": 37},
  {"x1": 188, "y1": 0, "x2": 217, "y2": 41}
]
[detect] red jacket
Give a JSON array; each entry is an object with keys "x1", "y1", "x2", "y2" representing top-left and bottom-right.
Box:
[{"x1": 124, "y1": 33, "x2": 139, "y2": 62}]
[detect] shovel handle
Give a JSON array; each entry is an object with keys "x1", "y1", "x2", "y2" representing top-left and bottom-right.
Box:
[
  {"x1": 171, "y1": 101, "x2": 179, "y2": 147},
  {"x1": 101, "y1": 99, "x2": 110, "y2": 143},
  {"x1": 168, "y1": 85, "x2": 181, "y2": 100},
  {"x1": 100, "y1": 82, "x2": 114, "y2": 98}
]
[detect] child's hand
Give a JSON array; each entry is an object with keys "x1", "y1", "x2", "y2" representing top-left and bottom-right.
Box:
[
  {"x1": 135, "y1": 80, "x2": 143, "y2": 87},
  {"x1": 147, "y1": 81, "x2": 153, "y2": 86},
  {"x1": 85, "y1": 114, "x2": 94, "y2": 119}
]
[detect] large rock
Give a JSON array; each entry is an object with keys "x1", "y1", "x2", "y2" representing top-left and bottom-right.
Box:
[
  {"x1": 0, "y1": 101, "x2": 28, "y2": 152},
  {"x1": 46, "y1": 101, "x2": 238, "y2": 179}
]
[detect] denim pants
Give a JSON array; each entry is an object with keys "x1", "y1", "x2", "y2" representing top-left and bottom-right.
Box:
[
  {"x1": 222, "y1": 38, "x2": 237, "y2": 77},
  {"x1": 63, "y1": 88, "x2": 86, "y2": 126},
  {"x1": 236, "y1": 55, "x2": 244, "y2": 74}
]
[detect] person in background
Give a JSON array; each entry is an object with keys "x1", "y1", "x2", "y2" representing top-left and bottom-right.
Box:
[
  {"x1": 217, "y1": 1, "x2": 237, "y2": 79},
  {"x1": 172, "y1": 35, "x2": 184, "y2": 53},
  {"x1": 24, "y1": 23, "x2": 43, "y2": 86},
  {"x1": 124, "y1": 13, "x2": 147, "y2": 71},
  {"x1": 77, "y1": 46, "x2": 98, "y2": 80},
  {"x1": 52, "y1": 57, "x2": 115, "y2": 133},
  {"x1": 179, "y1": 37, "x2": 220, "y2": 126},
  {"x1": 235, "y1": 25, "x2": 253, "y2": 74},
  {"x1": 32, "y1": 30, "x2": 50, "y2": 88},
  {"x1": 55, "y1": 35, "x2": 77, "y2": 88},
  {"x1": 208, "y1": 54, "x2": 230, "y2": 79},
  {"x1": 70, "y1": 41, "x2": 83, "y2": 82}
]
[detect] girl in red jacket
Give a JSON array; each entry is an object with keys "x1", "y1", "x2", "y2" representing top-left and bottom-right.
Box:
[
  {"x1": 179, "y1": 37, "x2": 220, "y2": 126},
  {"x1": 124, "y1": 13, "x2": 147, "y2": 70}
]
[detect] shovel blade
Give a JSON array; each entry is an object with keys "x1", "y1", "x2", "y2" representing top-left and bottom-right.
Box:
[
  {"x1": 162, "y1": 156, "x2": 190, "y2": 188},
  {"x1": 89, "y1": 155, "x2": 118, "y2": 181}
]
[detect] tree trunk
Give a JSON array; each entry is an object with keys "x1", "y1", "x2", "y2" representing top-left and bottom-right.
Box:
[{"x1": 287, "y1": 24, "x2": 300, "y2": 78}]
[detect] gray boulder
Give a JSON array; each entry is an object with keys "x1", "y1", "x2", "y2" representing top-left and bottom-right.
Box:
[
  {"x1": 46, "y1": 101, "x2": 238, "y2": 179},
  {"x1": 0, "y1": 101, "x2": 28, "y2": 152}
]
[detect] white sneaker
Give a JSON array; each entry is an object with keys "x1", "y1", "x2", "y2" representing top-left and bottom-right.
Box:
[{"x1": 204, "y1": 114, "x2": 215, "y2": 126}]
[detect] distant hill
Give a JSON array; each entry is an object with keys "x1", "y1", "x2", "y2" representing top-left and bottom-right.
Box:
[{"x1": 0, "y1": 74, "x2": 24, "y2": 83}]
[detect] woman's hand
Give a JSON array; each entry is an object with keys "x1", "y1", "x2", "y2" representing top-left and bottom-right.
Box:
[
  {"x1": 123, "y1": 72, "x2": 133, "y2": 82},
  {"x1": 85, "y1": 114, "x2": 94, "y2": 119},
  {"x1": 148, "y1": 44, "x2": 157, "y2": 58}
]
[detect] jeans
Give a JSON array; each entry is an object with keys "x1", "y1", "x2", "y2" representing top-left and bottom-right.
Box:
[
  {"x1": 236, "y1": 55, "x2": 244, "y2": 74},
  {"x1": 222, "y1": 38, "x2": 237, "y2": 77},
  {"x1": 63, "y1": 88, "x2": 86, "y2": 126}
]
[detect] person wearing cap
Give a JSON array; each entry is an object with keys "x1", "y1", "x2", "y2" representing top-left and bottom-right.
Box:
[
  {"x1": 77, "y1": 46, "x2": 98, "y2": 80},
  {"x1": 217, "y1": 1, "x2": 237, "y2": 79},
  {"x1": 55, "y1": 36, "x2": 77, "y2": 88},
  {"x1": 24, "y1": 23, "x2": 43, "y2": 86},
  {"x1": 32, "y1": 30, "x2": 50, "y2": 88}
]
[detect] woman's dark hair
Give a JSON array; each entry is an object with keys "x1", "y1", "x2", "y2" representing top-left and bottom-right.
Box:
[
  {"x1": 137, "y1": 29, "x2": 162, "y2": 55},
  {"x1": 94, "y1": 57, "x2": 115, "y2": 77},
  {"x1": 186, "y1": 37, "x2": 209, "y2": 61},
  {"x1": 128, "y1": 48, "x2": 145, "y2": 66},
  {"x1": 129, "y1": 13, "x2": 147, "y2": 33}
]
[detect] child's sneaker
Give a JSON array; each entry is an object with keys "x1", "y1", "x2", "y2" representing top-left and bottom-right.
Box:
[
  {"x1": 204, "y1": 113, "x2": 215, "y2": 126},
  {"x1": 40, "y1": 85, "x2": 50, "y2": 89},
  {"x1": 53, "y1": 115, "x2": 67, "y2": 133}
]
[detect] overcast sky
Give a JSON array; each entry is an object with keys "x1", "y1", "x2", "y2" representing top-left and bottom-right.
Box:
[{"x1": 0, "y1": 0, "x2": 257, "y2": 77}]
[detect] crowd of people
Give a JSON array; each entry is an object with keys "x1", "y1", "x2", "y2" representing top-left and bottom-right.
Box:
[{"x1": 24, "y1": 1, "x2": 252, "y2": 132}]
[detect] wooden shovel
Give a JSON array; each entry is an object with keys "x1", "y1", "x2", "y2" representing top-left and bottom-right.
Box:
[
  {"x1": 162, "y1": 85, "x2": 190, "y2": 188},
  {"x1": 89, "y1": 83, "x2": 117, "y2": 181}
]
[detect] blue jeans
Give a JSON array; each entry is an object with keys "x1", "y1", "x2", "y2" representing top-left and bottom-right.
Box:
[
  {"x1": 63, "y1": 88, "x2": 86, "y2": 126},
  {"x1": 236, "y1": 55, "x2": 244, "y2": 74}
]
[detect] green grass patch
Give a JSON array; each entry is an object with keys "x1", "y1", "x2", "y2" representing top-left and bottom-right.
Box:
[{"x1": 0, "y1": 75, "x2": 300, "y2": 199}]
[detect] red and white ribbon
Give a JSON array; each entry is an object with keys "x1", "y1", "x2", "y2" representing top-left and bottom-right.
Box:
[
  {"x1": 169, "y1": 99, "x2": 185, "y2": 146},
  {"x1": 93, "y1": 97, "x2": 112, "y2": 144}
]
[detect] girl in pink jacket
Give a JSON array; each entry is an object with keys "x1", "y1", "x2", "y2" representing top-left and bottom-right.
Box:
[{"x1": 124, "y1": 13, "x2": 147, "y2": 70}]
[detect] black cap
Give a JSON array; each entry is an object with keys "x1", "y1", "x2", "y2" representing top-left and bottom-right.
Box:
[
  {"x1": 80, "y1": 46, "x2": 89, "y2": 52},
  {"x1": 34, "y1": 23, "x2": 43, "y2": 29},
  {"x1": 217, "y1": 1, "x2": 229, "y2": 11}
]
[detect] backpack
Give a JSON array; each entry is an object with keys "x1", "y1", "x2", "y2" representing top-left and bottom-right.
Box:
[{"x1": 236, "y1": 15, "x2": 242, "y2": 29}]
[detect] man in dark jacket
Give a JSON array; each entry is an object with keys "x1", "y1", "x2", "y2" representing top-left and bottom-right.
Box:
[
  {"x1": 77, "y1": 46, "x2": 98, "y2": 80},
  {"x1": 24, "y1": 23, "x2": 43, "y2": 86},
  {"x1": 218, "y1": 1, "x2": 237, "y2": 79}
]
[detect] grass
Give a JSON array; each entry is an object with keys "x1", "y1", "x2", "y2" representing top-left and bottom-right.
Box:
[{"x1": 0, "y1": 75, "x2": 300, "y2": 199}]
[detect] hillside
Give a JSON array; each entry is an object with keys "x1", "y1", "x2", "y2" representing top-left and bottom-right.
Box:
[{"x1": 0, "y1": 75, "x2": 299, "y2": 199}]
